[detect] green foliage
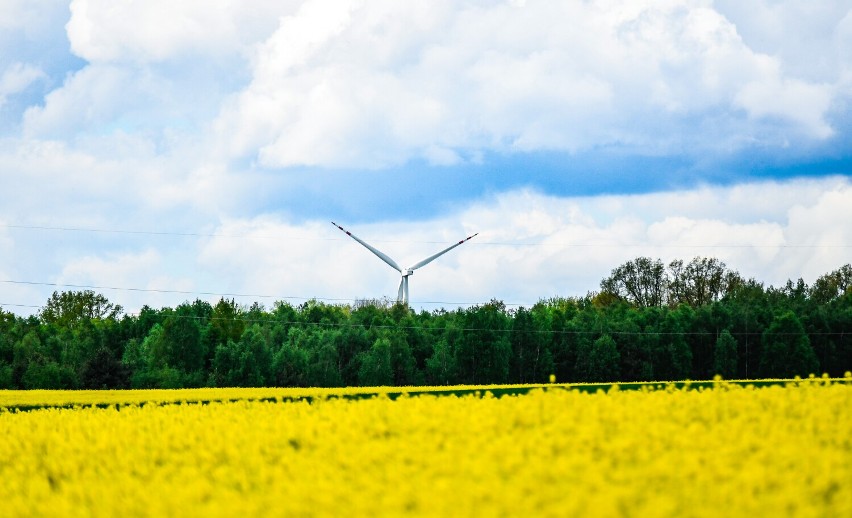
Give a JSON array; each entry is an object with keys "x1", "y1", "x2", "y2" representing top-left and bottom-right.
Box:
[
  {"x1": 7, "y1": 263, "x2": 852, "y2": 388},
  {"x1": 210, "y1": 298, "x2": 245, "y2": 347},
  {"x1": 0, "y1": 362, "x2": 12, "y2": 389},
  {"x1": 456, "y1": 301, "x2": 511, "y2": 384},
  {"x1": 575, "y1": 334, "x2": 621, "y2": 383},
  {"x1": 358, "y1": 338, "x2": 394, "y2": 387},
  {"x1": 714, "y1": 329, "x2": 738, "y2": 379},
  {"x1": 271, "y1": 341, "x2": 308, "y2": 387},
  {"x1": 306, "y1": 342, "x2": 343, "y2": 387},
  {"x1": 760, "y1": 311, "x2": 819, "y2": 378},
  {"x1": 511, "y1": 307, "x2": 545, "y2": 383},
  {"x1": 810, "y1": 264, "x2": 852, "y2": 304},
  {"x1": 425, "y1": 338, "x2": 456, "y2": 385},
  {"x1": 213, "y1": 325, "x2": 272, "y2": 387},
  {"x1": 602, "y1": 256, "x2": 741, "y2": 308},
  {"x1": 81, "y1": 346, "x2": 129, "y2": 389},
  {"x1": 131, "y1": 366, "x2": 184, "y2": 389},
  {"x1": 23, "y1": 361, "x2": 75, "y2": 389},
  {"x1": 162, "y1": 304, "x2": 204, "y2": 372},
  {"x1": 601, "y1": 257, "x2": 667, "y2": 307},
  {"x1": 40, "y1": 290, "x2": 122, "y2": 328}
]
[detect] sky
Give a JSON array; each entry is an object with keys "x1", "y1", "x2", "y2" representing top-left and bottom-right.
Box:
[{"x1": 1, "y1": 0, "x2": 851, "y2": 315}]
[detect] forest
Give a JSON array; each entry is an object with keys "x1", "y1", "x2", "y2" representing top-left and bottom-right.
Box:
[{"x1": 0, "y1": 257, "x2": 850, "y2": 389}]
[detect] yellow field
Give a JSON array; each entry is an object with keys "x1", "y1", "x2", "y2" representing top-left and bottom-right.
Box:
[{"x1": 1, "y1": 380, "x2": 850, "y2": 517}]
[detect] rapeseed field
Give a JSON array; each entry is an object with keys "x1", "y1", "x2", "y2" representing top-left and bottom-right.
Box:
[{"x1": 1, "y1": 380, "x2": 850, "y2": 517}]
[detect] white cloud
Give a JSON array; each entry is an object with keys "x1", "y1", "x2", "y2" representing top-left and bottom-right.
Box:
[
  {"x1": 7, "y1": 0, "x2": 847, "y2": 168},
  {"x1": 66, "y1": 0, "x2": 294, "y2": 63},
  {"x1": 190, "y1": 177, "x2": 852, "y2": 309},
  {"x1": 0, "y1": 63, "x2": 45, "y2": 108},
  {"x1": 736, "y1": 74, "x2": 834, "y2": 139},
  {"x1": 210, "y1": 0, "x2": 849, "y2": 169},
  {"x1": 22, "y1": 65, "x2": 137, "y2": 138},
  {"x1": 0, "y1": 0, "x2": 66, "y2": 33},
  {"x1": 1, "y1": 1, "x2": 850, "y2": 316},
  {"x1": 56, "y1": 249, "x2": 198, "y2": 312},
  {"x1": 3, "y1": 177, "x2": 850, "y2": 314},
  {"x1": 0, "y1": 133, "x2": 243, "y2": 226},
  {"x1": 713, "y1": 0, "x2": 852, "y2": 81}
]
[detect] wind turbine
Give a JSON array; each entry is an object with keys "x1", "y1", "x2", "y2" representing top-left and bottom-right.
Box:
[{"x1": 331, "y1": 222, "x2": 478, "y2": 306}]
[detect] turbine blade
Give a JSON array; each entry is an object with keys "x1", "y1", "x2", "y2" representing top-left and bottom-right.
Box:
[
  {"x1": 409, "y1": 232, "x2": 479, "y2": 271},
  {"x1": 331, "y1": 222, "x2": 402, "y2": 272}
]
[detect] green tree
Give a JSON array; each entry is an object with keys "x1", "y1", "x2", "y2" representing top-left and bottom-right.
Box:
[
  {"x1": 143, "y1": 324, "x2": 167, "y2": 369},
  {"x1": 511, "y1": 307, "x2": 549, "y2": 383},
  {"x1": 236, "y1": 324, "x2": 272, "y2": 387},
  {"x1": 358, "y1": 337, "x2": 394, "y2": 387},
  {"x1": 600, "y1": 257, "x2": 667, "y2": 308},
  {"x1": 81, "y1": 346, "x2": 129, "y2": 389},
  {"x1": 0, "y1": 363, "x2": 12, "y2": 389},
  {"x1": 668, "y1": 257, "x2": 741, "y2": 307},
  {"x1": 810, "y1": 264, "x2": 852, "y2": 304},
  {"x1": 575, "y1": 334, "x2": 621, "y2": 382},
  {"x1": 337, "y1": 324, "x2": 371, "y2": 386},
  {"x1": 614, "y1": 308, "x2": 655, "y2": 382},
  {"x1": 547, "y1": 298, "x2": 585, "y2": 383},
  {"x1": 425, "y1": 338, "x2": 457, "y2": 385},
  {"x1": 210, "y1": 298, "x2": 245, "y2": 347},
  {"x1": 0, "y1": 308, "x2": 16, "y2": 366},
  {"x1": 213, "y1": 325, "x2": 271, "y2": 387},
  {"x1": 271, "y1": 338, "x2": 309, "y2": 387},
  {"x1": 714, "y1": 329, "x2": 737, "y2": 379},
  {"x1": 760, "y1": 311, "x2": 819, "y2": 378},
  {"x1": 306, "y1": 341, "x2": 343, "y2": 387},
  {"x1": 40, "y1": 291, "x2": 122, "y2": 328},
  {"x1": 22, "y1": 361, "x2": 68, "y2": 389},
  {"x1": 386, "y1": 331, "x2": 416, "y2": 386},
  {"x1": 722, "y1": 278, "x2": 771, "y2": 378},
  {"x1": 456, "y1": 301, "x2": 511, "y2": 384},
  {"x1": 13, "y1": 330, "x2": 42, "y2": 387},
  {"x1": 122, "y1": 338, "x2": 148, "y2": 386},
  {"x1": 162, "y1": 304, "x2": 204, "y2": 373},
  {"x1": 661, "y1": 306, "x2": 693, "y2": 380}
]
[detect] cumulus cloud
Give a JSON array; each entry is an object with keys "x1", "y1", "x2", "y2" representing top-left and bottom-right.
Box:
[
  {"x1": 56, "y1": 249, "x2": 198, "y2": 312},
  {"x1": 18, "y1": 1, "x2": 295, "y2": 144},
  {"x1": 714, "y1": 0, "x2": 851, "y2": 81},
  {"x1": 9, "y1": 1, "x2": 850, "y2": 170},
  {"x1": 3, "y1": 177, "x2": 850, "y2": 314},
  {"x1": 214, "y1": 0, "x2": 850, "y2": 168},
  {"x1": 66, "y1": 0, "x2": 293, "y2": 63},
  {"x1": 0, "y1": 63, "x2": 45, "y2": 108},
  {"x1": 191, "y1": 177, "x2": 852, "y2": 309},
  {"x1": 1, "y1": 2, "x2": 850, "y2": 316}
]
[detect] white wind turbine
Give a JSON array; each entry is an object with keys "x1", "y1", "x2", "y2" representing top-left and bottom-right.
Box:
[{"x1": 331, "y1": 222, "x2": 478, "y2": 306}]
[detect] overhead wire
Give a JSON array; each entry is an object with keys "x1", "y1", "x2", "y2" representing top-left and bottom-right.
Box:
[
  {"x1": 3, "y1": 223, "x2": 849, "y2": 315},
  {"x1": 0, "y1": 279, "x2": 528, "y2": 307}
]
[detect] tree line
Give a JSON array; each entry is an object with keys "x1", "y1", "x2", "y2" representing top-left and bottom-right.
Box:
[{"x1": 0, "y1": 257, "x2": 850, "y2": 389}]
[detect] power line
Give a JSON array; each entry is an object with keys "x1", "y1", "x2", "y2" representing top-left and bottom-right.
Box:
[
  {"x1": 2, "y1": 279, "x2": 345, "y2": 301},
  {"x1": 0, "y1": 279, "x2": 523, "y2": 307}
]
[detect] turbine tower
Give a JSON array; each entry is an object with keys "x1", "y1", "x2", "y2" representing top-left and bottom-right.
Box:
[{"x1": 331, "y1": 222, "x2": 478, "y2": 306}]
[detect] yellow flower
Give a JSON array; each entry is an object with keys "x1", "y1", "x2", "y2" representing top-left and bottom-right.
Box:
[{"x1": 0, "y1": 382, "x2": 850, "y2": 517}]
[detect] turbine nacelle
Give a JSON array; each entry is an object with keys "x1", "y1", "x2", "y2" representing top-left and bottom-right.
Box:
[{"x1": 332, "y1": 222, "x2": 477, "y2": 307}]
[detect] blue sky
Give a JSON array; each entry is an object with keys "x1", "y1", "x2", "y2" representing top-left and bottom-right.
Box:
[{"x1": 1, "y1": 0, "x2": 851, "y2": 314}]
